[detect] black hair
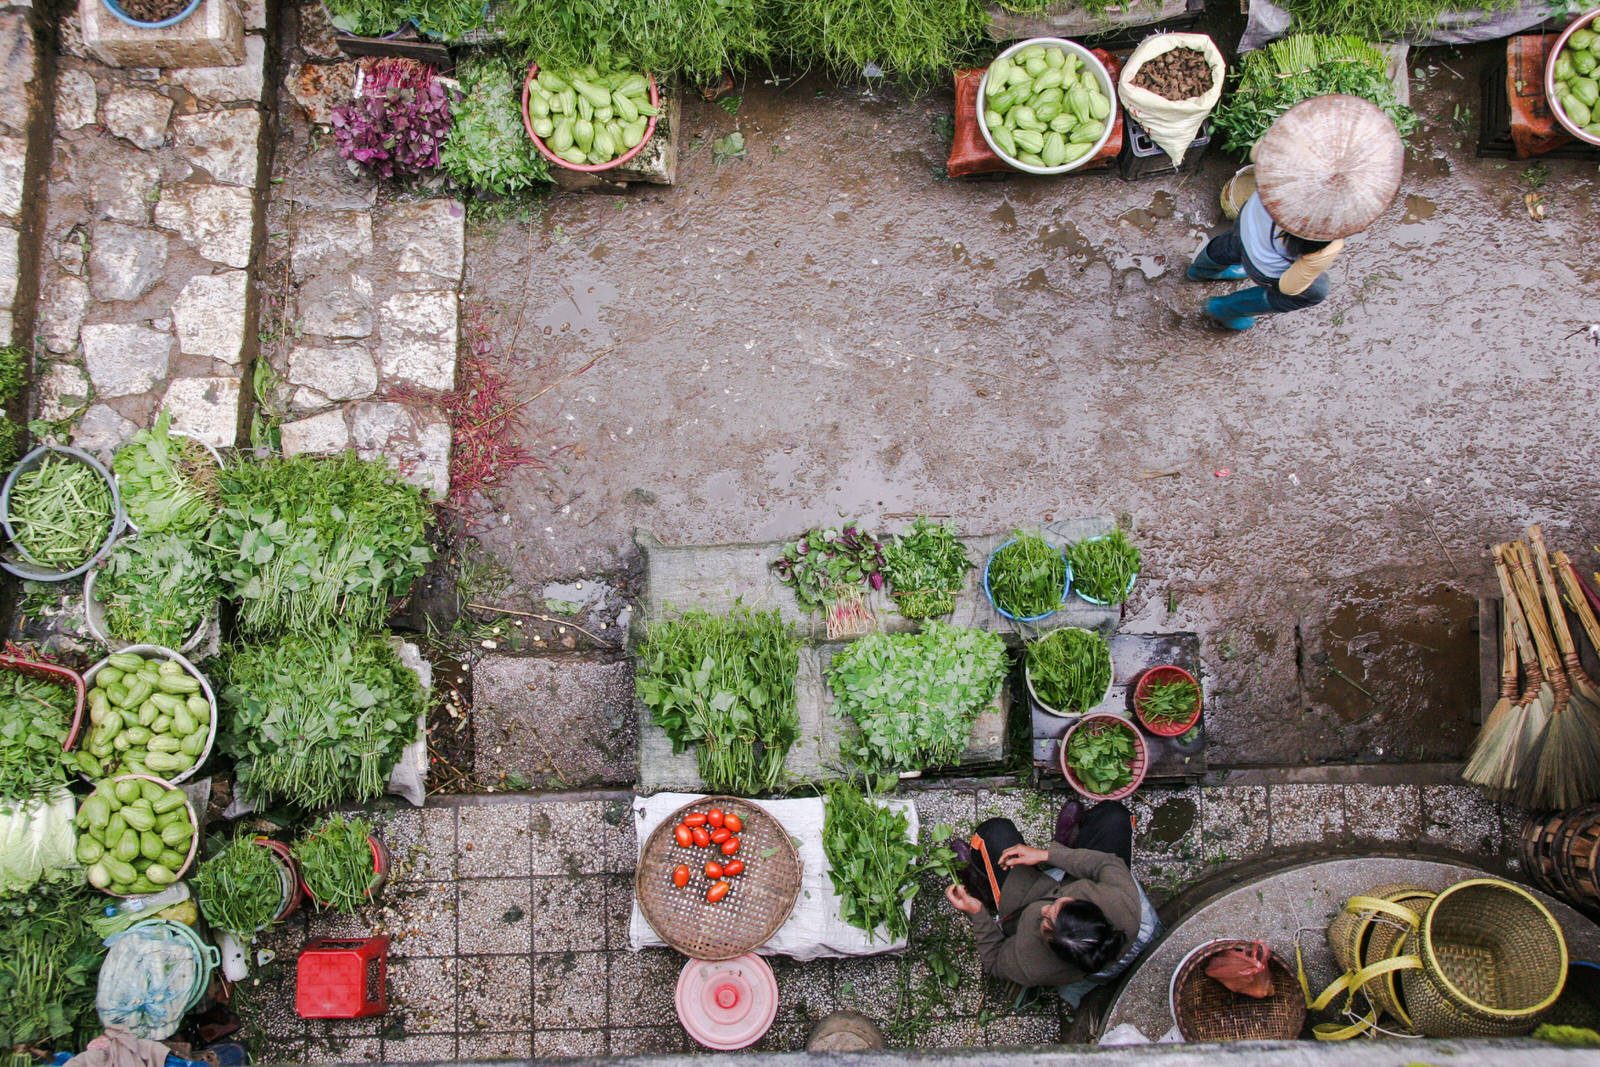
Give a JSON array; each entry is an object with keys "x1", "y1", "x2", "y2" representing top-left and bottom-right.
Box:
[
  {"x1": 1047, "y1": 900, "x2": 1126, "y2": 973},
  {"x1": 1273, "y1": 223, "x2": 1331, "y2": 260}
]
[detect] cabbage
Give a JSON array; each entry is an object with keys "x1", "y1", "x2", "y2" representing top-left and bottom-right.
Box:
[{"x1": 0, "y1": 792, "x2": 80, "y2": 895}]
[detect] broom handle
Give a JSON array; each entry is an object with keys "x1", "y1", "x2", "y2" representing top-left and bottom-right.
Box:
[
  {"x1": 1498, "y1": 592, "x2": 1518, "y2": 701},
  {"x1": 1494, "y1": 545, "x2": 1542, "y2": 695},
  {"x1": 1504, "y1": 541, "x2": 1566, "y2": 697},
  {"x1": 1555, "y1": 552, "x2": 1600, "y2": 658},
  {"x1": 1528, "y1": 526, "x2": 1587, "y2": 677}
]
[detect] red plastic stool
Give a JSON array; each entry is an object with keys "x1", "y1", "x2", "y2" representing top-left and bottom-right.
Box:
[{"x1": 295, "y1": 936, "x2": 390, "y2": 1019}]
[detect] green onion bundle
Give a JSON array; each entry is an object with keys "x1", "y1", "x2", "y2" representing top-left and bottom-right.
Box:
[{"x1": 1027, "y1": 627, "x2": 1112, "y2": 714}]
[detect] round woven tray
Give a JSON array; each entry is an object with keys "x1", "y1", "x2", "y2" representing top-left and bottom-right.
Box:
[
  {"x1": 636, "y1": 796, "x2": 802, "y2": 961},
  {"x1": 1172, "y1": 939, "x2": 1306, "y2": 1042}
]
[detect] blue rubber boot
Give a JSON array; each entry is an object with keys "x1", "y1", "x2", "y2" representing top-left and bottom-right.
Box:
[
  {"x1": 1187, "y1": 246, "x2": 1247, "y2": 281},
  {"x1": 1204, "y1": 286, "x2": 1274, "y2": 331}
]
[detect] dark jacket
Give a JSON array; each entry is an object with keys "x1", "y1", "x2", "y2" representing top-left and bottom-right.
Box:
[{"x1": 964, "y1": 843, "x2": 1141, "y2": 987}]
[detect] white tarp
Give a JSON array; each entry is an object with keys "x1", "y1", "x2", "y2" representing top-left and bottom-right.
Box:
[
  {"x1": 627, "y1": 792, "x2": 919, "y2": 961},
  {"x1": 1241, "y1": 0, "x2": 1558, "y2": 52}
]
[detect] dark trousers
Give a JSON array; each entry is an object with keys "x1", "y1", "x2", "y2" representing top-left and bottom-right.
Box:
[
  {"x1": 1204, "y1": 226, "x2": 1330, "y2": 313},
  {"x1": 965, "y1": 800, "x2": 1134, "y2": 912}
]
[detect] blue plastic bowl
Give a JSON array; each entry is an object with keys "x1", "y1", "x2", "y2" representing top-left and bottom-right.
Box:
[
  {"x1": 1071, "y1": 534, "x2": 1138, "y2": 606},
  {"x1": 983, "y1": 537, "x2": 1072, "y2": 623},
  {"x1": 101, "y1": 0, "x2": 203, "y2": 30}
]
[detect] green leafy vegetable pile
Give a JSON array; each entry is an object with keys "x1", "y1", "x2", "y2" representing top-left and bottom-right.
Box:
[
  {"x1": 0, "y1": 884, "x2": 105, "y2": 1061},
  {"x1": 1212, "y1": 34, "x2": 1417, "y2": 154},
  {"x1": 94, "y1": 534, "x2": 220, "y2": 649},
  {"x1": 986, "y1": 531, "x2": 1065, "y2": 619},
  {"x1": 1026, "y1": 627, "x2": 1112, "y2": 715},
  {"x1": 112, "y1": 412, "x2": 219, "y2": 535},
  {"x1": 443, "y1": 54, "x2": 552, "y2": 195},
  {"x1": 219, "y1": 629, "x2": 425, "y2": 809},
  {"x1": 884, "y1": 517, "x2": 971, "y2": 619},
  {"x1": 0, "y1": 668, "x2": 78, "y2": 803},
  {"x1": 0, "y1": 345, "x2": 26, "y2": 467},
  {"x1": 822, "y1": 779, "x2": 957, "y2": 943},
  {"x1": 5, "y1": 454, "x2": 114, "y2": 572},
  {"x1": 495, "y1": 0, "x2": 769, "y2": 85},
  {"x1": 293, "y1": 814, "x2": 378, "y2": 913},
  {"x1": 636, "y1": 606, "x2": 800, "y2": 795},
  {"x1": 1066, "y1": 528, "x2": 1140, "y2": 605},
  {"x1": 323, "y1": 0, "x2": 407, "y2": 36},
  {"x1": 1065, "y1": 719, "x2": 1137, "y2": 796},
  {"x1": 829, "y1": 622, "x2": 1007, "y2": 773},
  {"x1": 774, "y1": 524, "x2": 885, "y2": 611},
  {"x1": 1276, "y1": 0, "x2": 1524, "y2": 42},
  {"x1": 410, "y1": 0, "x2": 489, "y2": 40},
  {"x1": 0, "y1": 794, "x2": 80, "y2": 896},
  {"x1": 194, "y1": 836, "x2": 286, "y2": 938},
  {"x1": 765, "y1": 0, "x2": 988, "y2": 86},
  {"x1": 1138, "y1": 677, "x2": 1200, "y2": 728},
  {"x1": 210, "y1": 453, "x2": 433, "y2": 635}
]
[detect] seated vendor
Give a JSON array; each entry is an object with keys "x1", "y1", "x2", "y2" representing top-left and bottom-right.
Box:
[{"x1": 944, "y1": 799, "x2": 1160, "y2": 1006}]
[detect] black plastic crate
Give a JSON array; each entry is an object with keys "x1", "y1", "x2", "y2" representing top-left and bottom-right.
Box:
[
  {"x1": 1478, "y1": 57, "x2": 1600, "y2": 160},
  {"x1": 1119, "y1": 113, "x2": 1212, "y2": 181}
]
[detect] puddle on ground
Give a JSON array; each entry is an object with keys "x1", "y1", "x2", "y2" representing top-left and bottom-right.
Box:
[
  {"x1": 1019, "y1": 266, "x2": 1052, "y2": 291},
  {"x1": 1401, "y1": 195, "x2": 1438, "y2": 224},
  {"x1": 1117, "y1": 191, "x2": 1176, "y2": 232},
  {"x1": 532, "y1": 273, "x2": 618, "y2": 339},
  {"x1": 1144, "y1": 796, "x2": 1197, "y2": 848},
  {"x1": 990, "y1": 200, "x2": 1017, "y2": 229},
  {"x1": 1037, "y1": 219, "x2": 1092, "y2": 257}
]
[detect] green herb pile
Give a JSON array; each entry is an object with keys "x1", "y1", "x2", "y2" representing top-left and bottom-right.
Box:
[
  {"x1": 0, "y1": 669, "x2": 78, "y2": 803},
  {"x1": 1276, "y1": 0, "x2": 1524, "y2": 42},
  {"x1": 94, "y1": 534, "x2": 220, "y2": 648},
  {"x1": 0, "y1": 884, "x2": 106, "y2": 1062},
  {"x1": 6, "y1": 455, "x2": 114, "y2": 572},
  {"x1": 822, "y1": 779, "x2": 956, "y2": 943},
  {"x1": 1139, "y1": 677, "x2": 1200, "y2": 728},
  {"x1": 1067, "y1": 528, "x2": 1140, "y2": 605},
  {"x1": 194, "y1": 836, "x2": 284, "y2": 937},
  {"x1": 773, "y1": 524, "x2": 885, "y2": 611},
  {"x1": 323, "y1": 0, "x2": 408, "y2": 36},
  {"x1": 443, "y1": 54, "x2": 552, "y2": 195},
  {"x1": 884, "y1": 517, "x2": 971, "y2": 619},
  {"x1": 112, "y1": 411, "x2": 220, "y2": 534},
  {"x1": 495, "y1": 0, "x2": 769, "y2": 85},
  {"x1": 219, "y1": 629, "x2": 426, "y2": 809},
  {"x1": 829, "y1": 622, "x2": 1006, "y2": 773},
  {"x1": 293, "y1": 814, "x2": 378, "y2": 913},
  {"x1": 1026, "y1": 627, "x2": 1111, "y2": 715},
  {"x1": 0, "y1": 345, "x2": 27, "y2": 467},
  {"x1": 636, "y1": 606, "x2": 800, "y2": 795},
  {"x1": 1066, "y1": 719, "x2": 1137, "y2": 796},
  {"x1": 210, "y1": 453, "x2": 433, "y2": 635},
  {"x1": 410, "y1": 0, "x2": 488, "y2": 40},
  {"x1": 987, "y1": 531, "x2": 1065, "y2": 619},
  {"x1": 765, "y1": 0, "x2": 988, "y2": 85},
  {"x1": 1212, "y1": 34, "x2": 1417, "y2": 154}
]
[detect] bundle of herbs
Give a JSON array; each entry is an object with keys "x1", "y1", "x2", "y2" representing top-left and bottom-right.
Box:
[
  {"x1": 193, "y1": 837, "x2": 285, "y2": 938},
  {"x1": 443, "y1": 54, "x2": 552, "y2": 196},
  {"x1": 323, "y1": 0, "x2": 408, "y2": 36},
  {"x1": 0, "y1": 666, "x2": 78, "y2": 804},
  {"x1": 764, "y1": 0, "x2": 988, "y2": 86},
  {"x1": 1276, "y1": 0, "x2": 1524, "y2": 42},
  {"x1": 1065, "y1": 718, "x2": 1138, "y2": 796},
  {"x1": 0, "y1": 884, "x2": 105, "y2": 1061},
  {"x1": 93, "y1": 534, "x2": 220, "y2": 648},
  {"x1": 883, "y1": 517, "x2": 971, "y2": 619},
  {"x1": 332, "y1": 59, "x2": 455, "y2": 179},
  {"x1": 1138, "y1": 676, "x2": 1200, "y2": 730},
  {"x1": 1212, "y1": 34, "x2": 1416, "y2": 154},
  {"x1": 112, "y1": 411, "x2": 219, "y2": 534},
  {"x1": 1067, "y1": 528, "x2": 1140, "y2": 605},
  {"x1": 1026, "y1": 627, "x2": 1112, "y2": 715},
  {"x1": 494, "y1": 0, "x2": 769, "y2": 85},
  {"x1": 210, "y1": 453, "x2": 432, "y2": 635},
  {"x1": 636, "y1": 606, "x2": 800, "y2": 795},
  {"x1": 829, "y1": 622, "x2": 1007, "y2": 773},
  {"x1": 5, "y1": 454, "x2": 114, "y2": 572},
  {"x1": 293, "y1": 815, "x2": 378, "y2": 913},
  {"x1": 822, "y1": 779, "x2": 958, "y2": 943},
  {"x1": 0, "y1": 345, "x2": 26, "y2": 467},
  {"x1": 774, "y1": 524, "x2": 885, "y2": 637},
  {"x1": 986, "y1": 531, "x2": 1066, "y2": 619},
  {"x1": 219, "y1": 629, "x2": 425, "y2": 810}
]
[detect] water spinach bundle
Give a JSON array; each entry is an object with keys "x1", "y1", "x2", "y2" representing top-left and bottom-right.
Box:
[
  {"x1": 822, "y1": 780, "x2": 957, "y2": 943},
  {"x1": 194, "y1": 836, "x2": 286, "y2": 938},
  {"x1": 294, "y1": 814, "x2": 380, "y2": 913},
  {"x1": 1026, "y1": 627, "x2": 1112, "y2": 715},
  {"x1": 884, "y1": 517, "x2": 971, "y2": 619}
]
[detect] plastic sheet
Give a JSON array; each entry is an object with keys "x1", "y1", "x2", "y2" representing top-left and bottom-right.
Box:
[{"x1": 96, "y1": 926, "x2": 199, "y2": 1040}]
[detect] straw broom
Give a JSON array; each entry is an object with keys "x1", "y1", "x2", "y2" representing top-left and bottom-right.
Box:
[
  {"x1": 1463, "y1": 545, "x2": 1548, "y2": 794},
  {"x1": 1461, "y1": 580, "x2": 1523, "y2": 791}
]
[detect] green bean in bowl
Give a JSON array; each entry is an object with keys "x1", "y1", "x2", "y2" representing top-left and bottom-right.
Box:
[{"x1": 5, "y1": 452, "x2": 117, "y2": 571}]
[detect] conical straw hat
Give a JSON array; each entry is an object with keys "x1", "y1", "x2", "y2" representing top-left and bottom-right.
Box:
[{"x1": 1255, "y1": 95, "x2": 1404, "y2": 241}]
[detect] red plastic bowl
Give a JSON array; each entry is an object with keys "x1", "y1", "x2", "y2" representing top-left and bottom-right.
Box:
[
  {"x1": 300, "y1": 834, "x2": 391, "y2": 908},
  {"x1": 1059, "y1": 713, "x2": 1147, "y2": 801},
  {"x1": 0, "y1": 650, "x2": 87, "y2": 754},
  {"x1": 521, "y1": 64, "x2": 661, "y2": 173},
  {"x1": 1133, "y1": 664, "x2": 1203, "y2": 737}
]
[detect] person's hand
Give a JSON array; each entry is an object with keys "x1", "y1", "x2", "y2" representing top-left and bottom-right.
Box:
[
  {"x1": 999, "y1": 844, "x2": 1050, "y2": 870},
  {"x1": 945, "y1": 883, "x2": 983, "y2": 915}
]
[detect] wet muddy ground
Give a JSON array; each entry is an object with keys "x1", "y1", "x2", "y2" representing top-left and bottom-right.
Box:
[{"x1": 464, "y1": 43, "x2": 1600, "y2": 769}]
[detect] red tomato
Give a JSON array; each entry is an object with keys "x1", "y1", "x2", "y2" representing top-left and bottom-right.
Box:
[
  {"x1": 710, "y1": 827, "x2": 731, "y2": 844},
  {"x1": 684, "y1": 813, "x2": 707, "y2": 827},
  {"x1": 707, "y1": 880, "x2": 731, "y2": 903},
  {"x1": 705, "y1": 861, "x2": 723, "y2": 879},
  {"x1": 671, "y1": 864, "x2": 690, "y2": 888},
  {"x1": 692, "y1": 827, "x2": 712, "y2": 849},
  {"x1": 722, "y1": 859, "x2": 744, "y2": 877},
  {"x1": 674, "y1": 824, "x2": 693, "y2": 848},
  {"x1": 724, "y1": 813, "x2": 743, "y2": 833},
  {"x1": 720, "y1": 837, "x2": 741, "y2": 856},
  {"x1": 707, "y1": 808, "x2": 725, "y2": 829}
]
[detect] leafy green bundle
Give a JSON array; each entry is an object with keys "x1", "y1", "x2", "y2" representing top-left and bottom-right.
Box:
[
  {"x1": 95, "y1": 533, "x2": 220, "y2": 648},
  {"x1": 495, "y1": 0, "x2": 769, "y2": 85},
  {"x1": 1026, "y1": 627, "x2": 1111, "y2": 715},
  {"x1": 822, "y1": 780, "x2": 956, "y2": 943},
  {"x1": 443, "y1": 54, "x2": 552, "y2": 195},
  {"x1": 884, "y1": 517, "x2": 971, "y2": 619},
  {"x1": 636, "y1": 606, "x2": 800, "y2": 795},
  {"x1": 1212, "y1": 34, "x2": 1417, "y2": 154},
  {"x1": 829, "y1": 622, "x2": 1006, "y2": 773},
  {"x1": 1066, "y1": 528, "x2": 1139, "y2": 605},
  {"x1": 194, "y1": 836, "x2": 286, "y2": 938},
  {"x1": 1139, "y1": 677, "x2": 1200, "y2": 728},
  {"x1": 1065, "y1": 719, "x2": 1137, "y2": 796},
  {"x1": 219, "y1": 629, "x2": 425, "y2": 809},
  {"x1": 774, "y1": 524, "x2": 884, "y2": 611},
  {"x1": 1276, "y1": 0, "x2": 1523, "y2": 42},
  {"x1": 112, "y1": 411, "x2": 220, "y2": 534},
  {"x1": 7, "y1": 455, "x2": 114, "y2": 571},
  {"x1": 764, "y1": 0, "x2": 987, "y2": 85},
  {"x1": 987, "y1": 531, "x2": 1065, "y2": 619},
  {"x1": 323, "y1": 0, "x2": 408, "y2": 36},
  {"x1": 294, "y1": 815, "x2": 378, "y2": 913},
  {"x1": 0, "y1": 884, "x2": 106, "y2": 1059},
  {"x1": 210, "y1": 453, "x2": 432, "y2": 635},
  {"x1": 0, "y1": 345, "x2": 25, "y2": 467},
  {"x1": 0, "y1": 669, "x2": 78, "y2": 803}
]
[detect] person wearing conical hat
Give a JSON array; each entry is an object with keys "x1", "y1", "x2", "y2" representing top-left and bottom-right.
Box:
[{"x1": 1187, "y1": 94, "x2": 1404, "y2": 331}]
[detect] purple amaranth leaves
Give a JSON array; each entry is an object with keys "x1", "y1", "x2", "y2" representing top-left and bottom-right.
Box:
[{"x1": 332, "y1": 76, "x2": 455, "y2": 181}]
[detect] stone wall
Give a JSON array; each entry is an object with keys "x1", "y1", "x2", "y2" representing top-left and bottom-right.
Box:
[{"x1": 0, "y1": 1, "x2": 47, "y2": 350}]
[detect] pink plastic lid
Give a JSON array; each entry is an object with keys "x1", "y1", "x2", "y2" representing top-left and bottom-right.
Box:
[{"x1": 675, "y1": 954, "x2": 779, "y2": 1050}]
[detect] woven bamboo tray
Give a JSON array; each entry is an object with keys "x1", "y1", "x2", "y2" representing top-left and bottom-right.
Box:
[
  {"x1": 635, "y1": 796, "x2": 801, "y2": 961},
  {"x1": 1172, "y1": 939, "x2": 1306, "y2": 1042}
]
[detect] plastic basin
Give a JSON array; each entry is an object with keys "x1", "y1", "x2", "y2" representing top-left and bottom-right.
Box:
[
  {"x1": 1059, "y1": 712, "x2": 1147, "y2": 800},
  {"x1": 1547, "y1": 7, "x2": 1600, "y2": 147},
  {"x1": 1133, "y1": 664, "x2": 1202, "y2": 737},
  {"x1": 983, "y1": 537, "x2": 1073, "y2": 623}
]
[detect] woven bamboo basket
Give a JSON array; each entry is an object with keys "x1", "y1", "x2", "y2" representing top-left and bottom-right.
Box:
[
  {"x1": 1398, "y1": 878, "x2": 1568, "y2": 1038},
  {"x1": 1521, "y1": 814, "x2": 1565, "y2": 898},
  {"x1": 1172, "y1": 939, "x2": 1306, "y2": 1042},
  {"x1": 1554, "y1": 805, "x2": 1600, "y2": 904},
  {"x1": 1358, "y1": 888, "x2": 1436, "y2": 1032},
  {"x1": 1328, "y1": 883, "x2": 1431, "y2": 974}
]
